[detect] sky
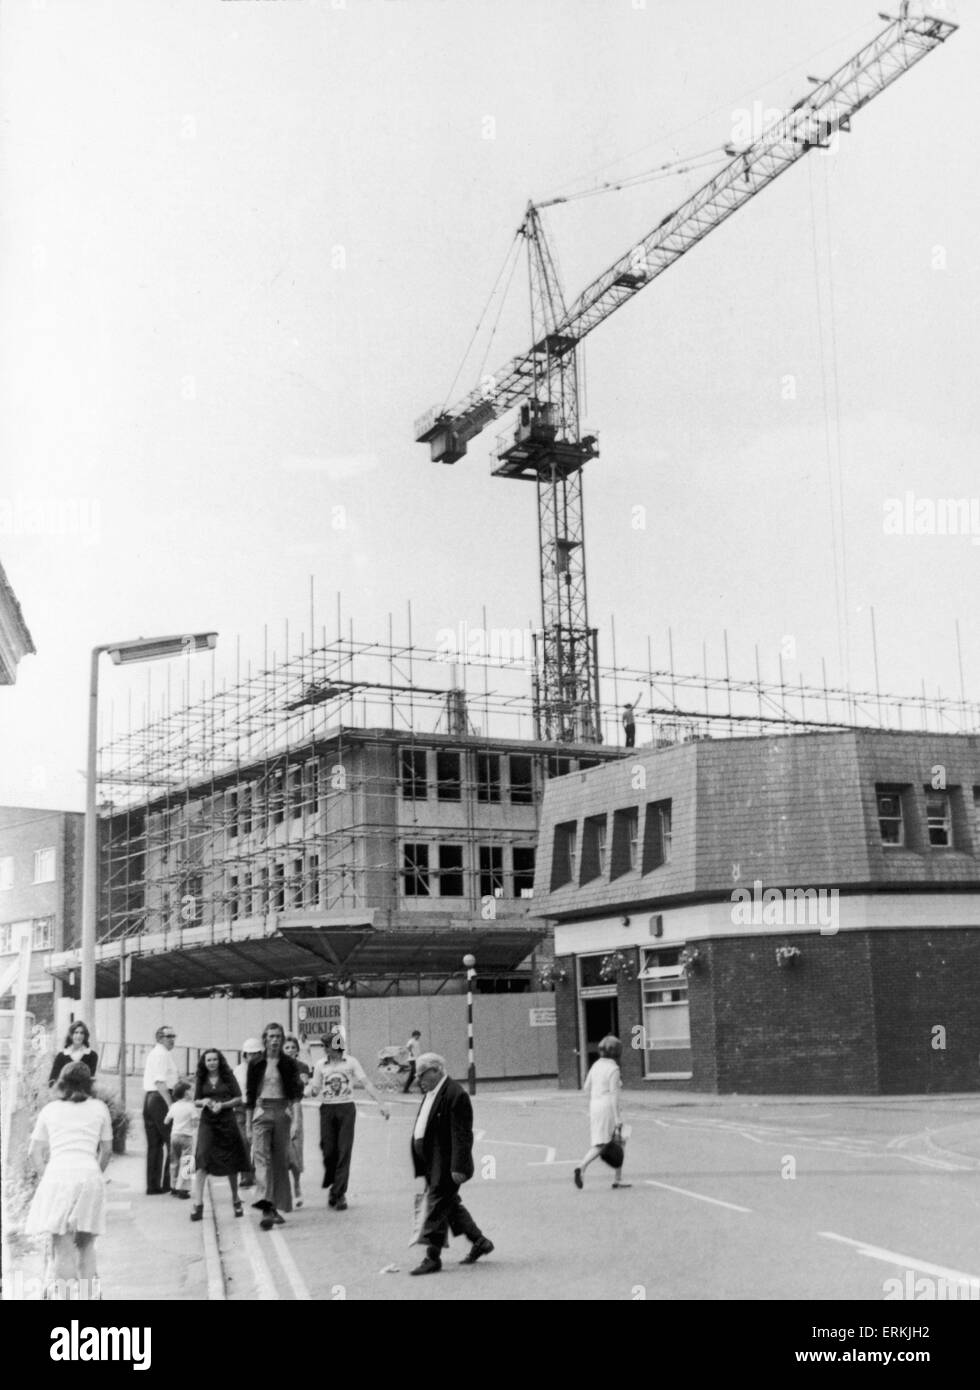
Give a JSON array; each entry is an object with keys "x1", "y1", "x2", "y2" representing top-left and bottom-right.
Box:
[{"x1": 0, "y1": 0, "x2": 977, "y2": 811}]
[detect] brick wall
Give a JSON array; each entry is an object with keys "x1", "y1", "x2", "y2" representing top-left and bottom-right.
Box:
[
  {"x1": 554, "y1": 958, "x2": 578, "y2": 1088},
  {"x1": 711, "y1": 931, "x2": 878, "y2": 1094},
  {"x1": 616, "y1": 949, "x2": 643, "y2": 1086},
  {"x1": 870, "y1": 929, "x2": 980, "y2": 1093}
]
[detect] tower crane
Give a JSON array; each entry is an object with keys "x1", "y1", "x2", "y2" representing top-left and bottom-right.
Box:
[{"x1": 415, "y1": 8, "x2": 957, "y2": 745}]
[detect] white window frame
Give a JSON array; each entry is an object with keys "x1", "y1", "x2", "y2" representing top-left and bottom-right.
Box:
[
  {"x1": 627, "y1": 810, "x2": 639, "y2": 871},
  {"x1": 877, "y1": 790, "x2": 904, "y2": 847},
  {"x1": 640, "y1": 947, "x2": 691, "y2": 1080},
  {"x1": 33, "y1": 847, "x2": 55, "y2": 884},
  {"x1": 926, "y1": 791, "x2": 951, "y2": 848},
  {"x1": 32, "y1": 916, "x2": 53, "y2": 950}
]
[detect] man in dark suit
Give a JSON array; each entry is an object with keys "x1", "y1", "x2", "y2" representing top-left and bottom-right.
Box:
[{"x1": 409, "y1": 1053, "x2": 494, "y2": 1276}]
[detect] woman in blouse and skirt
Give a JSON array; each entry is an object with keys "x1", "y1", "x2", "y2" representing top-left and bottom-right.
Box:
[
  {"x1": 574, "y1": 1035, "x2": 629, "y2": 1190},
  {"x1": 48, "y1": 1021, "x2": 99, "y2": 1088},
  {"x1": 190, "y1": 1048, "x2": 250, "y2": 1220},
  {"x1": 26, "y1": 1062, "x2": 112, "y2": 1299},
  {"x1": 282, "y1": 1035, "x2": 310, "y2": 1209}
]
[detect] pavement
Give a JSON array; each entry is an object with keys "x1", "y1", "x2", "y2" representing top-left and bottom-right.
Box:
[{"x1": 7, "y1": 1081, "x2": 980, "y2": 1301}]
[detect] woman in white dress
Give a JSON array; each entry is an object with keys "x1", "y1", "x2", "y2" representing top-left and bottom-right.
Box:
[
  {"x1": 574, "y1": 1035, "x2": 628, "y2": 1190},
  {"x1": 26, "y1": 1061, "x2": 112, "y2": 1299}
]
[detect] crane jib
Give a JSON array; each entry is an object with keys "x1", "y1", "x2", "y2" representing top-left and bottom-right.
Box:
[{"x1": 416, "y1": 11, "x2": 956, "y2": 466}]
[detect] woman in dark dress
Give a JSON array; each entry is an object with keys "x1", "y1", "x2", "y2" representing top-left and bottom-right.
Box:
[
  {"x1": 48, "y1": 1021, "x2": 99, "y2": 1088},
  {"x1": 189, "y1": 1048, "x2": 250, "y2": 1220}
]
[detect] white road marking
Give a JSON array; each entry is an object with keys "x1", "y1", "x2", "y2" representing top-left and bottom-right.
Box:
[
  {"x1": 644, "y1": 1180, "x2": 751, "y2": 1213},
  {"x1": 819, "y1": 1231, "x2": 980, "y2": 1285},
  {"x1": 270, "y1": 1229, "x2": 312, "y2": 1300},
  {"x1": 237, "y1": 1209, "x2": 280, "y2": 1300},
  {"x1": 201, "y1": 1182, "x2": 225, "y2": 1302}
]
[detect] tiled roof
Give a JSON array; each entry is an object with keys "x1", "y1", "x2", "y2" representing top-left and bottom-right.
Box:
[{"x1": 533, "y1": 730, "x2": 980, "y2": 918}]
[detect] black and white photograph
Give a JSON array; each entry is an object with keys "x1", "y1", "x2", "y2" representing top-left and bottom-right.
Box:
[{"x1": 0, "y1": 0, "x2": 977, "y2": 1350}]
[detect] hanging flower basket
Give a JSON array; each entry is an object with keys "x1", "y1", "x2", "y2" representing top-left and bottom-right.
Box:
[
  {"x1": 599, "y1": 951, "x2": 637, "y2": 983},
  {"x1": 678, "y1": 947, "x2": 702, "y2": 976},
  {"x1": 537, "y1": 961, "x2": 569, "y2": 990},
  {"x1": 775, "y1": 945, "x2": 802, "y2": 968}
]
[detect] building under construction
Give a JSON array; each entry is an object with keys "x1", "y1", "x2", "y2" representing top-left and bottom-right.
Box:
[{"x1": 43, "y1": 611, "x2": 980, "y2": 1010}]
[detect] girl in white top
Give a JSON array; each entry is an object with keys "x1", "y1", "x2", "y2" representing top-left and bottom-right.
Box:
[
  {"x1": 573, "y1": 1035, "x2": 629, "y2": 1190},
  {"x1": 26, "y1": 1061, "x2": 112, "y2": 1299},
  {"x1": 165, "y1": 1081, "x2": 198, "y2": 1196}
]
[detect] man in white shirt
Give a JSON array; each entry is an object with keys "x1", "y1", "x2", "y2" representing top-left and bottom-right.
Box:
[
  {"x1": 142, "y1": 1024, "x2": 180, "y2": 1195},
  {"x1": 409, "y1": 1053, "x2": 493, "y2": 1276}
]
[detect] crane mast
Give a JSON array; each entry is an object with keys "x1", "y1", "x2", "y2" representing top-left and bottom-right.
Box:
[{"x1": 415, "y1": 7, "x2": 957, "y2": 745}]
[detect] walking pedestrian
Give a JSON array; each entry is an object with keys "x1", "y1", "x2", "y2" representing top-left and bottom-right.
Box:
[
  {"x1": 309, "y1": 1029, "x2": 390, "y2": 1211},
  {"x1": 573, "y1": 1034, "x2": 629, "y2": 1190},
  {"x1": 408, "y1": 1053, "x2": 493, "y2": 1276},
  {"x1": 48, "y1": 1020, "x2": 99, "y2": 1088},
  {"x1": 190, "y1": 1048, "x2": 250, "y2": 1220},
  {"x1": 165, "y1": 1081, "x2": 198, "y2": 1199},
  {"x1": 26, "y1": 1062, "x2": 112, "y2": 1300},
  {"x1": 282, "y1": 1035, "x2": 311, "y2": 1208},
  {"x1": 142, "y1": 1023, "x2": 179, "y2": 1194},
  {"x1": 245, "y1": 1022, "x2": 304, "y2": 1230},
  {"x1": 402, "y1": 1029, "x2": 422, "y2": 1093},
  {"x1": 233, "y1": 1038, "x2": 262, "y2": 1189}
]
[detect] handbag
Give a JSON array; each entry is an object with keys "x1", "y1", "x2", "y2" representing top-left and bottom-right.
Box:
[
  {"x1": 599, "y1": 1138, "x2": 624, "y2": 1168},
  {"x1": 178, "y1": 1150, "x2": 195, "y2": 1184},
  {"x1": 599, "y1": 1122, "x2": 626, "y2": 1169}
]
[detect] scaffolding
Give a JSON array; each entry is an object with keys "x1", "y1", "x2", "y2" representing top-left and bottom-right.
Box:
[{"x1": 93, "y1": 613, "x2": 980, "y2": 952}]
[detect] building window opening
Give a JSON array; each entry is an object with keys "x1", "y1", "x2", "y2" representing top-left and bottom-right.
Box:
[
  {"x1": 550, "y1": 822, "x2": 578, "y2": 889},
  {"x1": 610, "y1": 807, "x2": 639, "y2": 879},
  {"x1": 438, "y1": 844, "x2": 465, "y2": 897},
  {"x1": 642, "y1": 801, "x2": 672, "y2": 872},
  {"x1": 580, "y1": 815, "x2": 608, "y2": 884},
  {"x1": 509, "y1": 754, "x2": 534, "y2": 805},
  {"x1": 877, "y1": 788, "x2": 904, "y2": 846},
  {"x1": 926, "y1": 790, "x2": 951, "y2": 848},
  {"x1": 401, "y1": 748, "x2": 428, "y2": 801},
  {"x1": 479, "y1": 845, "x2": 504, "y2": 899},
  {"x1": 403, "y1": 843, "x2": 430, "y2": 896},
  {"x1": 513, "y1": 846, "x2": 536, "y2": 898},
  {"x1": 640, "y1": 947, "x2": 691, "y2": 1079},
  {"x1": 477, "y1": 752, "x2": 501, "y2": 804},
  {"x1": 308, "y1": 854, "x2": 320, "y2": 908},
  {"x1": 436, "y1": 750, "x2": 462, "y2": 802},
  {"x1": 33, "y1": 847, "x2": 56, "y2": 884}
]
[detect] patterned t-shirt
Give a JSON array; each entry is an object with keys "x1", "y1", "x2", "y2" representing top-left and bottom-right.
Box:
[{"x1": 311, "y1": 1055, "x2": 368, "y2": 1105}]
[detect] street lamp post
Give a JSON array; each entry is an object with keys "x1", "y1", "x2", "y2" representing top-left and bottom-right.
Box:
[
  {"x1": 463, "y1": 952, "x2": 476, "y2": 1095},
  {"x1": 81, "y1": 633, "x2": 217, "y2": 1033}
]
